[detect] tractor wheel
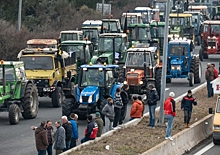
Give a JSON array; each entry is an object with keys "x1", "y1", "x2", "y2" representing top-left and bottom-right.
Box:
[
  {"x1": 62, "y1": 98, "x2": 75, "y2": 118},
  {"x1": 21, "y1": 83, "x2": 39, "y2": 119},
  {"x1": 118, "y1": 64, "x2": 125, "y2": 83},
  {"x1": 199, "y1": 49, "x2": 203, "y2": 61},
  {"x1": 203, "y1": 52, "x2": 208, "y2": 59},
  {"x1": 189, "y1": 72, "x2": 194, "y2": 86},
  {"x1": 190, "y1": 58, "x2": 202, "y2": 84},
  {"x1": 166, "y1": 78, "x2": 171, "y2": 83},
  {"x1": 9, "y1": 104, "x2": 20, "y2": 125},
  {"x1": 52, "y1": 87, "x2": 63, "y2": 108},
  {"x1": 213, "y1": 137, "x2": 220, "y2": 145},
  {"x1": 155, "y1": 68, "x2": 162, "y2": 98}
]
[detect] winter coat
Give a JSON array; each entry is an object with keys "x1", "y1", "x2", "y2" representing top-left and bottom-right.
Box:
[
  {"x1": 70, "y1": 120, "x2": 79, "y2": 139},
  {"x1": 120, "y1": 89, "x2": 129, "y2": 105},
  {"x1": 213, "y1": 67, "x2": 219, "y2": 79},
  {"x1": 95, "y1": 117, "x2": 104, "y2": 137},
  {"x1": 84, "y1": 121, "x2": 98, "y2": 139},
  {"x1": 205, "y1": 67, "x2": 215, "y2": 81},
  {"x1": 53, "y1": 126, "x2": 66, "y2": 150},
  {"x1": 35, "y1": 127, "x2": 48, "y2": 151},
  {"x1": 47, "y1": 127, "x2": 55, "y2": 144},
  {"x1": 114, "y1": 93, "x2": 123, "y2": 109},
  {"x1": 181, "y1": 95, "x2": 197, "y2": 112},
  {"x1": 62, "y1": 121, "x2": 72, "y2": 141},
  {"x1": 147, "y1": 88, "x2": 159, "y2": 106},
  {"x1": 130, "y1": 100, "x2": 144, "y2": 118},
  {"x1": 164, "y1": 97, "x2": 176, "y2": 116},
  {"x1": 102, "y1": 102, "x2": 115, "y2": 121}
]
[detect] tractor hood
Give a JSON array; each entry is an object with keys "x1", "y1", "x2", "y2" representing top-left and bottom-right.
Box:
[
  {"x1": 25, "y1": 70, "x2": 55, "y2": 79},
  {"x1": 80, "y1": 86, "x2": 99, "y2": 104},
  {"x1": 170, "y1": 58, "x2": 182, "y2": 65}
]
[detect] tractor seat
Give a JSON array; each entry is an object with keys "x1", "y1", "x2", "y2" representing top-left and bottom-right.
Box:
[{"x1": 6, "y1": 74, "x2": 15, "y2": 81}]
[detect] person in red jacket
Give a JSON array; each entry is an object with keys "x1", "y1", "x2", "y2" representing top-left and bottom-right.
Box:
[
  {"x1": 130, "y1": 96, "x2": 144, "y2": 121},
  {"x1": 164, "y1": 92, "x2": 176, "y2": 141},
  {"x1": 211, "y1": 63, "x2": 218, "y2": 79}
]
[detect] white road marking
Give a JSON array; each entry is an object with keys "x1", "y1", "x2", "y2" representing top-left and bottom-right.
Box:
[
  {"x1": 165, "y1": 88, "x2": 170, "y2": 91},
  {"x1": 193, "y1": 143, "x2": 214, "y2": 155}
]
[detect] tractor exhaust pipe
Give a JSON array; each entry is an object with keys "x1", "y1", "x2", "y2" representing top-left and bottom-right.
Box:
[
  {"x1": 2, "y1": 65, "x2": 6, "y2": 95},
  {"x1": 112, "y1": 37, "x2": 116, "y2": 64}
]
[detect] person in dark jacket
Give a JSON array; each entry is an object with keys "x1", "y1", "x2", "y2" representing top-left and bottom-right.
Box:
[
  {"x1": 81, "y1": 115, "x2": 98, "y2": 143},
  {"x1": 69, "y1": 113, "x2": 79, "y2": 148},
  {"x1": 113, "y1": 87, "x2": 123, "y2": 128},
  {"x1": 205, "y1": 63, "x2": 215, "y2": 97},
  {"x1": 34, "y1": 121, "x2": 49, "y2": 155},
  {"x1": 181, "y1": 90, "x2": 197, "y2": 128},
  {"x1": 54, "y1": 121, "x2": 66, "y2": 155},
  {"x1": 95, "y1": 112, "x2": 104, "y2": 137},
  {"x1": 62, "y1": 116, "x2": 72, "y2": 151},
  {"x1": 119, "y1": 84, "x2": 129, "y2": 125},
  {"x1": 146, "y1": 84, "x2": 159, "y2": 128}
]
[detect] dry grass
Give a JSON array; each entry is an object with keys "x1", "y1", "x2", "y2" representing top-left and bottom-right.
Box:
[{"x1": 69, "y1": 88, "x2": 216, "y2": 155}]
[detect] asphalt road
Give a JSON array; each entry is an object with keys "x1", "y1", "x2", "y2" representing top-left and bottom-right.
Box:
[{"x1": 0, "y1": 46, "x2": 219, "y2": 155}]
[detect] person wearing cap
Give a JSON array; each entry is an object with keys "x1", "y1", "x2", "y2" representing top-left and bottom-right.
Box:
[
  {"x1": 181, "y1": 90, "x2": 197, "y2": 128},
  {"x1": 95, "y1": 112, "x2": 104, "y2": 137},
  {"x1": 205, "y1": 63, "x2": 215, "y2": 97},
  {"x1": 69, "y1": 113, "x2": 79, "y2": 148},
  {"x1": 211, "y1": 63, "x2": 218, "y2": 79},
  {"x1": 119, "y1": 84, "x2": 129, "y2": 125},
  {"x1": 164, "y1": 92, "x2": 176, "y2": 141},
  {"x1": 102, "y1": 97, "x2": 115, "y2": 133}
]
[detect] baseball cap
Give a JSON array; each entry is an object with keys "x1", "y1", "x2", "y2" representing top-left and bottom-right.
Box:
[
  {"x1": 169, "y1": 92, "x2": 175, "y2": 98},
  {"x1": 95, "y1": 112, "x2": 100, "y2": 117}
]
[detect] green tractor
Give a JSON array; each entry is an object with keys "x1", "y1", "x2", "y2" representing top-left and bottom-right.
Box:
[{"x1": 0, "y1": 61, "x2": 39, "y2": 125}]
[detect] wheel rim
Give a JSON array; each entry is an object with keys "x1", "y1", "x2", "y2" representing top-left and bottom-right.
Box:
[{"x1": 31, "y1": 92, "x2": 37, "y2": 113}]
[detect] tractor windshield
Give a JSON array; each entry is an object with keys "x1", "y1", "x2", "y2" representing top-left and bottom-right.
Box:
[
  {"x1": 80, "y1": 69, "x2": 105, "y2": 87},
  {"x1": 169, "y1": 45, "x2": 188, "y2": 57},
  {"x1": 192, "y1": 14, "x2": 199, "y2": 27},
  {"x1": 170, "y1": 17, "x2": 191, "y2": 26},
  {"x1": 125, "y1": 52, "x2": 151, "y2": 66},
  {"x1": 21, "y1": 56, "x2": 53, "y2": 70},
  {"x1": 0, "y1": 67, "x2": 15, "y2": 81},
  {"x1": 98, "y1": 37, "x2": 122, "y2": 52},
  {"x1": 210, "y1": 25, "x2": 220, "y2": 33},
  {"x1": 103, "y1": 21, "x2": 118, "y2": 32},
  {"x1": 61, "y1": 33, "x2": 78, "y2": 42},
  {"x1": 129, "y1": 27, "x2": 151, "y2": 41},
  {"x1": 82, "y1": 29, "x2": 98, "y2": 41},
  {"x1": 150, "y1": 27, "x2": 164, "y2": 38}
]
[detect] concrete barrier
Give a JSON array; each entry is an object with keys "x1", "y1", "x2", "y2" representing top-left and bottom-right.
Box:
[
  {"x1": 141, "y1": 114, "x2": 213, "y2": 155},
  {"x1": 60, "y1": 82, "x2": 207, "y2": 155}
]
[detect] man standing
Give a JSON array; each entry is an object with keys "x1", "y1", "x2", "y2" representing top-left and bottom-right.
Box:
[
  {"x1": 113, "y1": 87, "x2": 123, "y2": 129},
  {"x1": 205, "y1": 63, "x2": 215, "y2": 97},
  {"x1": 130, "y1": 96, "x2": 144, "y2": 120},
  {"x1": 164, "y1": 92, "x2": 176, "y2": 141},
  {"x1": 61, "y1": 116, "x2": 72, "y2": 151},
  {"x1": 119, "y1": 84, "x2": 129, "y2": 125},
  {"x1": 69, "y1": 113, "x2": 79, "y2": 148},
  {"x1": 146, "y1": 84, "x2": 159, "y2": 128},
  {"x1": 211, "y1": 63, "x2": 218, "y2": 79},
  {"x1": 34, "y1": 121, "x2": 48, "y2": 155},
  {"x1": 181, "y1": 90, "x2": 197, "y2": 128},
  {"x1": 95, "y1": 112, "x2": 104, "y2": 137},
  {"x1": 81, "y1": 115, "x2": 98, "y2": 143},
  {"x1": 102, "y1": 98, "x2": 115, "y2": 133},
  {"x1": 54, "y1": 121, "x2": 66, "y2": 155}
]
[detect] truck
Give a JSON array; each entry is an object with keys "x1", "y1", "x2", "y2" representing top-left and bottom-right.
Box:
[
  {"x1": 59, "y1": 30, "x2": 83, "y2": 42},
  {"x1": 27, "y1": 39, "x2": 57, "y2": 49},
  {"x1": 0, "y1": 60, "x2": 39, "y2": 124}
]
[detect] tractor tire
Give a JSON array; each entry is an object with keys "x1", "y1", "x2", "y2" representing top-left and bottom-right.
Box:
[
  {"x1": 9, "y1": 104, "x2": 20, "y2": 125},
  {"x1": 118, "y1": 64, "x2": 125, "y2": 83},
  {"x1": 203, "y1": 52, "x2": 208, "y2": 59},
  {"x1": 189, "y1": 72, "x2": 194, "y2": 87},
  {"x1": 199, "y1": 49, "x2": 203, "y2": 61},
  {"x1": 52, "y1": 87, "x2": 63, "y2": 108},
  {"x1": 21, "y1": 83, "x2": 39, "y2": 119},
  {"x1": 62, "y1": 98, "x2": 75, "y2": 118},
  {"x1": 191, "y1": 58, "x2": 202, "y2": 84},
  {"x1": 166, "y1": 78, "x2": 171, "y2": 83},
  {"x1": 213, "y1": 137, "x2": 220, "y2": 145},
  {"x1": 155, "y1": 68, "x2": 162, "y2": 98}
]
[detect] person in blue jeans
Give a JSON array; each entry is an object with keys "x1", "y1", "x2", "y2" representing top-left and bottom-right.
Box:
[
  {"x1": 146, "y1": 84, "x2": 159, "y2": 128},
  {"x1": 164, "y1": 92, "x2": 176, "y2": 141},
  {"x1": 69, "y1": 113, "x2": 79, "y2": 148},
  {"x1": 205, "y1": 63, "x2": 215, "y2": 97}
]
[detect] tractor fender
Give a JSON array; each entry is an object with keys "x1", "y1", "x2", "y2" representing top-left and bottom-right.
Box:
[
  {"x1": 110, "y1": 83, "x2": 123, "y2": 99},
  {"x1": 52, "y1": 80, "x2": 62, "y2": 88},
  {"x1": 20, "y1": 80, "x2": 35, "y2": 98}
]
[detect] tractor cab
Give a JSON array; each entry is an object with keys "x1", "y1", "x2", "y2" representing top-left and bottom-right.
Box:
[
  {"x1": 27, "y1": 39, "x2": 57, "y2": 49},
  {"x1": 121, "y1": 13, "x2": 143, "y2": 28},
  {"x1": 153, "y1": 0, "x2": 171, "y2": 21},
  {"x1": 101, "y1": 18, "x2": 122, "y2": 33},
  {"x1": 134, "y1": 7, "x2": 155, "y2": 23},
  {"x1": 188, "y1": 5, "x2": 210, "y2": 20},
  {"x1": 60, "y1": 30, "x2": 83, "y2": 42}
]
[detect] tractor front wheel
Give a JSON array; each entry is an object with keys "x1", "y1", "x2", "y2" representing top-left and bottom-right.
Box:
[
  {"x1": 9, "y1": 104, "x2": 20, "y2": 125},
  {"x1": 62, "y1": 97, "x2": 75, "y2": 118},
  {"x1": 21, "y1": 83, "x2": 39, "y2": 119},
  {"x1": 52, "y1": 87, "x2": 63, "y2": 108},
  {"x1": 189, "y1": 72, "x2": 194, "y2": 86},
  {"x1": 155, "y1": 68, "x2": 162, "y2": 98}
]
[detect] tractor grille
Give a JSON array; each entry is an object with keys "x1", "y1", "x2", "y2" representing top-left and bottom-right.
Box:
[
  {"x1": 34, "y1": 79, "x2": 50, "y2": 87},
  {"x1": 208, "y1": 41, "x2": 216, "y2": 47},
  {"x1": 82, "y1": 96, "x2": 89, "y2": 102},
  {"x1": 127, "y1": 79, "x2": 138, "y2": 85}
]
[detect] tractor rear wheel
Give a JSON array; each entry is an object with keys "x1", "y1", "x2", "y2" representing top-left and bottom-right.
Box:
[
  {"x1": 189, "y1": 72, "x2": 194, "y2": 86},
  {"x1": 21, "y1": 83, "x2": 39, "y2": 119},
  {"x1": 9, "y1": 104, "x2": 20, "y2": 125},
  {"x1": 155, "y1": 68, "x2": 162, "y2": 98},
  {"x1": 52, "y1": 87, "x2": 63, "y2": 108},
  {"x1": 62, "y1": 97, "x2": 75, "y2": 118},
  {"x1": 190, "y1": 58, "x2": 202, "y2": 84}
]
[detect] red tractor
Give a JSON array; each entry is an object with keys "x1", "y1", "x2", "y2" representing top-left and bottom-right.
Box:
[{"x1": 200, "y1": 20, "x2": 220, "y2": 61}]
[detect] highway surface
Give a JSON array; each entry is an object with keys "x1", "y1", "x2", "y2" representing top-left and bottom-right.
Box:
[{"x1": 0, "y1": 46, "x2": 219, "y2": 155}]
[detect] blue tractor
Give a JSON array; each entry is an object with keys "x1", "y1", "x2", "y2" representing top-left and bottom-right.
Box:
[
  {"x1": 62, "y1": 63, "x2": 122, "y2": 118},
  {"x1": 166, "y1": 38, "x2": 202, "y2": 86}
]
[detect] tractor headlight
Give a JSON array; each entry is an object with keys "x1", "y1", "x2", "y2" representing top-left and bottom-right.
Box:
[
  {"x1": 208, "y1": 46, "x2": 211, "y2": 49},
  {"x1": 79, "y1": 96, "x2": 82, "y2": 103},
  {"x1": 124, "y1": 81, "x2": 128, "y2": 84},
  {"x1": 213, "y1": 46, "x2": 216, "y2": 49},
  {"x1": 171, "y1": 66, "x2": 175, "y2": 70},
  {"x1": 88, "y1": 95, "x2": 93, "y2": 103},
  {"x1": 214, "y1": 125, "x2": 220, "y2": 130},
  {"x1": 139, "y1": 81, "x2": 143, "y2": 85},
  {"x1": 176, "y1": 66, "x2": 181, "y2": 70}
]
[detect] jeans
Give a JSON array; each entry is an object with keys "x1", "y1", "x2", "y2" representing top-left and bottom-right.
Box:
[
  {"x1": 113, "y1": 107, "x2": 121, "y2": 127},
  {"x1": 37, "y1": 150, "x2": 46, "y2": 155},
  {"x1": 119, "y1": 104, "x2": 128, "y2": 124},
  {"x1": 207, "y1": 80, "x2": 213, "y2": 97},
  {"x1": 81, "y1": 137, "x2": 95, "y2": 144},
  {"x1": 63, "y1": 140, "x2": 71, "y2": 151},
  {"x1": 129, "y1": 118, "x2": 134, "y2": 121},
  {"x1": 104, "y1": 116, "x2": 113, "y2": 133},
  {"x1": 165, "y1": 114, "x2": 174, "y2": 138},
  {"x1": 70, "y1": 138, "x2": 77, "y2": 148},
  {"x1": 184, "y1": 110, "x2": 192, "y2": 124},
  {"x1": 148, "y1": 105, "x2": 156, "y2": 127},
  {"x1": 46, "y1": 143, "x2": 53, "y2": 155}
]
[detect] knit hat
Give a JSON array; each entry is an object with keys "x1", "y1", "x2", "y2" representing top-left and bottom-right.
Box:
[
  {"x1": 169, "y1": 92, "x2": 175, "y2": 98},
  {"x1": 95, "y1": 112, "x2": 101, "y2": 117},
  {"x1": 69, "y1": 113, "x2": 76, "y2": 120}
]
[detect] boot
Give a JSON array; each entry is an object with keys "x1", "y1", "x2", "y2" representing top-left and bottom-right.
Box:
[
  {"x1": 187, "y1": 124, "x2": 190, "y2": 128},
  {"x1": 184, "y1": 123, "x2": 188, "y2": 128}
]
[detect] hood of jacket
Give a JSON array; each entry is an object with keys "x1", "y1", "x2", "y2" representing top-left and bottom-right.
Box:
[{"x1": 134, "y1": 100, "x2": 142, "y2": 105}]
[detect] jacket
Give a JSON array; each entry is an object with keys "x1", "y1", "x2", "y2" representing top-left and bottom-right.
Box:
[
  {"x1": 53, "y1": 126, "x2": 66, "y2": 150},
  {"x1": 70, "y1": 120, "x2": 79, "y2": 139},
  {"x1": 164, "y1": 97, "x2": 176, "y2": 116},
  {"x1": 35, "y1": 127, "x2": 48, "y2": 151},
  {"x1": 120, "y1": 89, "x2": 129, "y2": 105},
  {"x1": 213, "y1": 67, "x2": 219, "y2": 79},
  {"x1": 181, "y1": 95, "x2": 197, "y2": 112},
  {"x1": 147, "y1": 88, "x2": 159, "y2": 106},
  {"x1": 205, "y1": 67, "x2": 215, "y2": 81},
  {"x1": 114, "y1": 93, "x2": 123, "y2": 109},
  {"x1": 84, "y1": 121, "x2": 98, "y2": 139},
  {"x1": 95, "y1": 117, "x2": 104, "y2": 137},
  {"x1": 102, "y1": 102, "x2": 115, "y2": 121},
  {"x1": 47, "y1": 127, "x2": 55, "y2": 144},
  {"x1": 130, "y1": 100, "x2": 144, "y2": 118},
  {"x1": 62, "y1": 121, "x2": 72, "y2": 141}
]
